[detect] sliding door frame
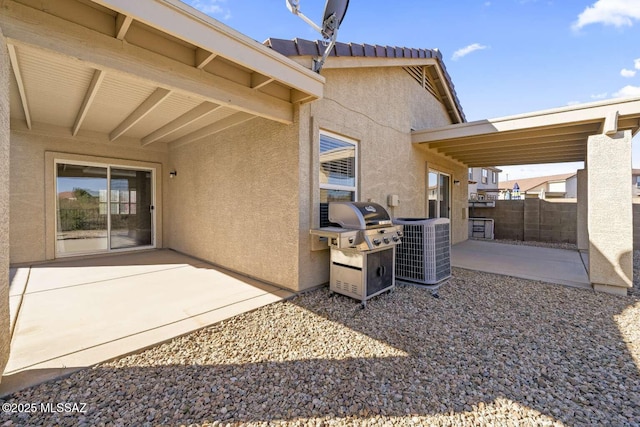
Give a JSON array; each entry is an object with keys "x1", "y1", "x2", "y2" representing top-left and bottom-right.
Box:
[{"x1": 45, "y1": 152, "x2": 163, "y2": 260}]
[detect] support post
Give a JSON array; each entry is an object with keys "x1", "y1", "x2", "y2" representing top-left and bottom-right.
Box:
[
  {"x1": 0, "y1": 26, "x2": 12, "y2": 380},
  {"x1": 576, "y1": 169, "x2": 588, "y2": 251},
  {"x1": 587, "y1": 131, "x2": 633, "y2": 295}
]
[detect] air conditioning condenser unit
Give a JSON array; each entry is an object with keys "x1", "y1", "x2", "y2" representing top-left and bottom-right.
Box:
[{"x1": 393, "y1": 218, "x2": 451, "y2": 285}]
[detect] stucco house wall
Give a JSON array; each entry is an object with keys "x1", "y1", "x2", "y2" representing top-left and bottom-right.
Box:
[
  {"x1": 0, "y1": 27, "x2": 11, "y2": 381},
  {"x1": 9, "y1": 126, "x2": 169, "y2": 264},
  {"x1": 297, "y1": 66, "x2": 467, "y2": 289},
  {"x1": 166, "y1": 115, "x2": 302, "y2": 290}
]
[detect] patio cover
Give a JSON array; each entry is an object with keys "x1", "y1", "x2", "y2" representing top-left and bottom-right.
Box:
[
  {"x1": 412, "y1": 97, "x2": 640, "y2": 167},
  {"x1": 1, "y1": 0, "x2": 324, "y2": 147}
]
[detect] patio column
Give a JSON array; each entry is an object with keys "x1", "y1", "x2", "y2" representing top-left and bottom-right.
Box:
[
  {"x1": 587, "y1": 131, "x2": 633, "y2": 295},
  {"x1": 576, "y1": 169, "x2": 588, "y2": 251},
  {"x1": 0, "y1": 26, "x2": 12, "y2": 379}
]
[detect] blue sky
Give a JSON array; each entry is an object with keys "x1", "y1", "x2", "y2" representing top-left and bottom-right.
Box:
[{"x1": 182, "y1": 0, "x2": 640, "y2": 180}]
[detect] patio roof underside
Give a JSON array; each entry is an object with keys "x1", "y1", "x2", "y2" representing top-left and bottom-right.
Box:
[
  {"x1": 412, "y1": 98, "x2": 640, "y2": 167},
  {"x1": 2, "y1": 0, "x2": 324, "y2": 148}
]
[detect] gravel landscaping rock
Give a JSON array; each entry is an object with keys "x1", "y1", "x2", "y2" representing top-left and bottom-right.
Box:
[{"x1": 2, "y1": 267, "x2": 640, "y2": 426}]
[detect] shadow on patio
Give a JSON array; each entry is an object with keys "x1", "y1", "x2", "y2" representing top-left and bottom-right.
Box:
[{"x1": 1, "y1": 267, "x2": 639, "y2": 425}]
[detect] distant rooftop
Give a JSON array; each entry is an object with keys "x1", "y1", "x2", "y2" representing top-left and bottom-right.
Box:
[{"x1": 501, "y1": 173, "x2": 577, "y2": 192}]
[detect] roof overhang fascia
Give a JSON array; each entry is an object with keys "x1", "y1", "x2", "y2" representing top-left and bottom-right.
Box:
[
  {"x1": 89, "y1": 0, "x2": 324, "y2": 99},
  {"x1": 413, "y1": 97, "x2": 640, "y2": 144},
  {"x1": 321, "y1": 57, "x2": 439, "y2": 69},
  {"x1": 412, "y1": 97, "x2": 640, "y2": 167}
]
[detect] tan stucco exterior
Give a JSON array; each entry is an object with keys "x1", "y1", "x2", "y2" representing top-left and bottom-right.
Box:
[
  {"x1": 0, "y1": 26, "x2": 12, "y2": 382},
  {"x1": 166, "y1": 116, "x2": 302, "y2": 289},
  {"x1": 297, "y1": 67, "x2": 467, "y2": 289},
  {"x1": 587, "y1": 131, "x2": 633, "y2": 294},
  {"x1": 162, "y1": 66, "x2": 468, "y2": 292}
]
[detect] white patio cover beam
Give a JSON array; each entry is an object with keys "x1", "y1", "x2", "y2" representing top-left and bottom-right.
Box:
[
  {"x1": 0, "y1": 1, "x2": 300, "y2": 125},
  {"x1": 141, "y1": 101, "x2": 221, "y2": 146},
  {"x1": 171, "y1": 112, "x2": 255, "y2": 148},
  {"x1": 110, "y1": 87, "x2": 172, "y2": 141},
  {"x1": 72, "y1": 69, "x2": 106, "y2": 136},
  {"x1": 6, "y1": 43, "x2": 31, "y2": 129},
  {"x1": 412, "y1": 97, "x2": 640, "y2": 166},
  {"x1": 89, "y1": 0, "x2": 324, "y2": 98}
]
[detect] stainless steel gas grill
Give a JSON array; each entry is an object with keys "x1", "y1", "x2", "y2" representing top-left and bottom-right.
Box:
[{"x1": 311, "y1": 202, "x2": 403, "y2": 308}]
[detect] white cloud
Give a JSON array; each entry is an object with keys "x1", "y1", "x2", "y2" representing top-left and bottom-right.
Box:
[
  {"x1": 635, "y1": 58, "x2": 640, "y2": 69},
  {"x1": 613, "y1": 85, "x2": 640, "y2": 98},
  {"x1": 590, "y1": 92, "x2": 608, "y2": 99},
  {"x1": 182, "y1": 0, "x2": 231, "y2": 20},
  {"x1": 451, "y1": 43, "x2": 488, "y2": 61},
  {"x1": 621, "y1": 68, "x2": 637, "y2": 77},
  {"x1": 572, "y1": 0, "x2": 640, "y2": 31}
]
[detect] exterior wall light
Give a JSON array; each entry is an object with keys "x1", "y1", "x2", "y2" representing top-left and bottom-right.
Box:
[{"x1": 169, "y1": 171, "x2": 177, "y2": 178}]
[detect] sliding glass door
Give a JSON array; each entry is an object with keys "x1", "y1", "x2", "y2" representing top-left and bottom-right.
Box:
[
  {"x1": 56, "y1": 162, "x2": 154, "y2": 256},
  {"x1": 427, "y1": 169, "x2": 451, "y2": 219},
  {"x1": 109, "y1": 168, "x2": 153, "y2": 250}
]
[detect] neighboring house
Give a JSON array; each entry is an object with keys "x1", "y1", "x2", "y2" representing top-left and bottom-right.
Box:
[
  {"x1": 500, "y1": 173, "x2": 577, "y2": 199},
  {"x1": 468, "y1": 167, "x2": 501, "y2": 201},
  {"x1": 1, "y1": 0, "x2": 639, "y2": 380},
  {"x1": 633, "y1": 169, "x2": 640, "y2": 197}
]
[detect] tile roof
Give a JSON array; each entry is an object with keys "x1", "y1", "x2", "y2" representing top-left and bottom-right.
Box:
[{"x1": 264, "y1": 38, "x2": 465, "y2": 123}]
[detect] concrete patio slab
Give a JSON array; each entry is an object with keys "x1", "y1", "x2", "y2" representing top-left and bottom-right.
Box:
[
  {"x1": 452, "y1": 240, "x2": 591, "y2": 289},
  {"x1": 1, "y1": 250, "x2": 293, "y2": 396}
]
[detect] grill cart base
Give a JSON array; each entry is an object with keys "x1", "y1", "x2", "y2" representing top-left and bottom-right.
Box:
[{"x1": 330, "y1": 246, "x2": 395, "y2": 308}]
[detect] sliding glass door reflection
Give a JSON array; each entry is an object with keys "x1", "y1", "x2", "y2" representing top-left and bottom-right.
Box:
[
  {"x1": 56, "y1": 164, "x2": 108, "y2": 255},
  {"x1": 56, "y1": 163, "x2": 154, "y2": 256}
]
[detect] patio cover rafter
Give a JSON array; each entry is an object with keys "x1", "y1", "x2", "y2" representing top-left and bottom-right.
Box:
[
  {"x1": 0, "y1": 3, "x2": 293, "y2": 125},
  {"x1": 413, "y1": 97, "x2": 640, "y2": 167}
]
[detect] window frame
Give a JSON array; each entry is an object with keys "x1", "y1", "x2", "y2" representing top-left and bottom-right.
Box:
[
  {"x1": 481, "y1": 168, "x2": 488, "y2": 184},
  {"x1": 318, "y1": 130, "x2": 358, "y2": 226}
]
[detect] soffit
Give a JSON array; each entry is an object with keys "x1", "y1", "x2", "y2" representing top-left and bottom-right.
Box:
[
  {"x1": 412, "y1": 98, "x2": 640, "y2": 167},
  {"x1": 3, "y1": 0, "x2": 325, "y2": 147}
]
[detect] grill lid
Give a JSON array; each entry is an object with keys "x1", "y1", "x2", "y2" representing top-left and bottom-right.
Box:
[{"x1": 329, "y1": 202, "x2": 392, "y2": 229}]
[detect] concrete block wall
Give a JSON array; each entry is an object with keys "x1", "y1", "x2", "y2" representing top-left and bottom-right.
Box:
[
  {"x1": 541, "y1": 200, "x2": 577, "y2": 243},
  {"x1": 471, "y1": 200, "x2": 524, "y2": 240},
  {"x1": 471, "y1": 200, "x2": 577, "y2": 243},
  {"x1": 524, "y1": 199, "x2": 541, "y2": 241}
]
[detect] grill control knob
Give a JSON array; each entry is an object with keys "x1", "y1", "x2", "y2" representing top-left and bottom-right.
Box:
[
  {"x1": 383, "y1": 237, "x2": 390, "y2": 244},
  {"x1": 348, "y1": 237, "x2": 354, "y2": 244},
  {"x1": 397, "y1": 231, "x2": 403, "y2": 237},
  {"x1": 392, "y1": 236, "x2": 400, "y2": 242},
  {"x1": 373, "y1": 238, "x2": 381, "y2": 246}
]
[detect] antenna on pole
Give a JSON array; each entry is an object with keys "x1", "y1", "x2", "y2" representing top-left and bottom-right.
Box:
[{"x1": 285, "y1": 0, "x2": 350, "y2": 73}]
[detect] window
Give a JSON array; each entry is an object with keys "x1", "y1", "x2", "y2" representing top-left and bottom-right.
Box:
[
  {"x1": 468, "y1": 168, "x2": 473, "y2": 180},
  {"x1": 636, "y1": 176, "x2": 640, "y2": 188},
  {"x1": 492, "y1": 171, "x2": 498, "y2": 184},
  {"x1": 481, "y1": 168, "x2": 488, "y2": 184},
  {"x1": 319, "y1": 131, "x2": 357, "y2": 227}
]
